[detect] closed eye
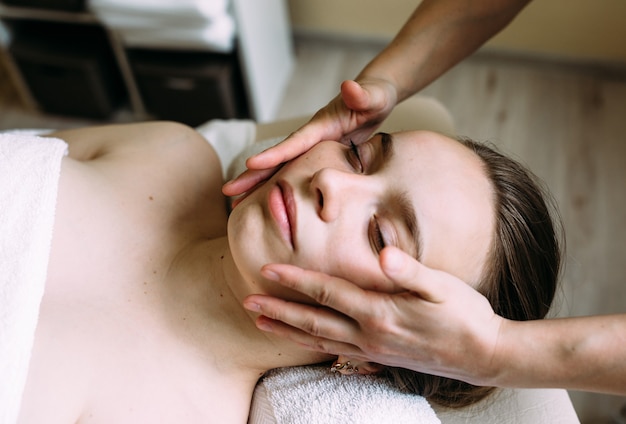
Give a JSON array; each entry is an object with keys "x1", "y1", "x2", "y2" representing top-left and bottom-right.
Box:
[
  {"x1": 348, "y1": 140, "x2": 364, "y2": 173},
  {"x1": 369, "y1": 215, "x2": 386, "y2": 254}
]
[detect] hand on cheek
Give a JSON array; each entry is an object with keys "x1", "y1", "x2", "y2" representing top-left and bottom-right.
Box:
[
  {"x1": 243, "y1": 264, "x2": 367, "y2": 358},
  {"x1": 378, "y1": 246, "x2": 505, "y2": 383},
  {"x1": 243, "y1": 249, "x2": 504, "y2": 385}
]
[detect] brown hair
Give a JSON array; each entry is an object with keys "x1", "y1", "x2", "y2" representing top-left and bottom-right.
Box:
[{"x1": 382, "y1": 136, "x2": 563, "y2": 408}]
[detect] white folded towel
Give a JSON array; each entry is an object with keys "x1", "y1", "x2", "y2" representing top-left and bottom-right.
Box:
[
  {"x1": 90, "y1": 0, "x2": 236, "y2": 52},
  {"x1": 249, "y1": 366, "x2": 441, "y2": 424},
  {"x1": 89, "y1": 0, "x2": 230, "y2": 21},
  {"x1": 115, "y1": 15, "x2": 236, "y2": 52},
  {"x1": 0, "y1": 133, "x2": 67, "y2": 424}
]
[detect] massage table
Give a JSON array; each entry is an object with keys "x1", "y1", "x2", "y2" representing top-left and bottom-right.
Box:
[{"x1": 1, "y1": 96, "x2": 579, "y2": 423}]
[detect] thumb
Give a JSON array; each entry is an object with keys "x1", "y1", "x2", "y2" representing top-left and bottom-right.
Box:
[
  {"x1": 379, "y1": 246, "x2": 445, "y2": 303},
  {"x1": 341, "y1": 80, "x2": 372, "y2": 111},
  {"x1": 342, "y1": 78, "x2": 398, "y2": 114}
]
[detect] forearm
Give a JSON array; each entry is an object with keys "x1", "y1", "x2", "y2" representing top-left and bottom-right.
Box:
[
  {"x1": 357, "y1": 0, "x2": 531, "y2": 102},
  {"x1": 491, "y1": 314, "x2": 626, "y2": 395}
]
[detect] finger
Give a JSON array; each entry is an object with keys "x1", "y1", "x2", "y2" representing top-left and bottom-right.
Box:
[
  {"x1": 261, "y1": 263, "x2": 370, "y2": 320},
  {"x1": 341, "y1": 80, "x2": 372, "y2": 111},
  {"x1": 222, "y1": 167, "x2": 277, "y2": 197},
  {"x1": 244, "y1": 294, "x2": 359, "y2": 348},
  {"x1": 255, "y1": 315, "x2": 366, "y2": 359},
  {"x1": 343, "y1": 78, "x2": 398, "y2": 112},
  {"x1": 246, "y1": 119, "x2": 340, "y2": 170},
  {"x1": 379, "y1": 246, "x2": 448, "y2": 303}
]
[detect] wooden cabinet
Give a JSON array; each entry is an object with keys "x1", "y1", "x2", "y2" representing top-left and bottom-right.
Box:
[{"x1": 0, "y1": 0, "x2": 294, "y2": 123}]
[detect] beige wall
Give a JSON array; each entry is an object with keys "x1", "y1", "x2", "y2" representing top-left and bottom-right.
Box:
[{"x1": 286, "y1": 0, "x2": 626, "y2": 64}]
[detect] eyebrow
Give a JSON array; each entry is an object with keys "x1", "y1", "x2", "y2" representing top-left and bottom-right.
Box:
[
  {"x1": 394, "y1": 191, "x2": 422, "y2": 260},
  {"x1": 378, "y1": 132, "x2": 394, "y2": 168},
  {"x1": 378, "y1": 132, "x2": 422, "y2": 260}
]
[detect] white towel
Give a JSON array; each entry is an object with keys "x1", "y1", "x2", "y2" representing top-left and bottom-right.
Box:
[
  {"x1": 249, "y1": 366, "x2": 441, "y2": 424},
  {"x1": 89, "y1": 0, "x2": 231, "y2": 21},
  {"x1": 195, "y1": 118, "x2": 257, "y2": 180},
  {"x1": 0, "y1": 133, "x2": 67, "y2": 424},
  {"x1": 90, "y1": 0, "x2": 236, "y2": 52},
  {"x1": 225, "y1": 135, "x2": 283, "y2": 181}
]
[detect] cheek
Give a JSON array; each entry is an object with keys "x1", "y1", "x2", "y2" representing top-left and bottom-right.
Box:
[
  {"x1": 227, "y1": 205, "x2": 263, "y2": 277},
  {"x1": 339, "y1": 260, "x2": 397, "y2": 292},
  {"x1": 295, "y1": 222, "x2": 400, "y2": 292},
  {"x1": 306, "y1": 242, "x2": 394, "y2": 293}
]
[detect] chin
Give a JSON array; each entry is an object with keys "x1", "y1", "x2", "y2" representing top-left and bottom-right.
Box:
[{"x1": 227, "y1": 198, "x2": 290, "y2": 285}]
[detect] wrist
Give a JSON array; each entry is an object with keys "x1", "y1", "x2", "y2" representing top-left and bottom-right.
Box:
[
  {"x1": 482, "y1": 318, "x2": 544, "y2": 389},
  {"x1": 475, "y1": 315, "x2": 511, "y2": 388}
]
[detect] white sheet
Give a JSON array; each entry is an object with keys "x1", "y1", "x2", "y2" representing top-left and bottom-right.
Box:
[{"x1": 434, "y1": 387, "x2": 580, "y2": 423}]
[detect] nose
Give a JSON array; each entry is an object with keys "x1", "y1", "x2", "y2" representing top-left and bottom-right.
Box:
[{"x1": 310, "y1": 167, "x2": 368, "y2": 222}]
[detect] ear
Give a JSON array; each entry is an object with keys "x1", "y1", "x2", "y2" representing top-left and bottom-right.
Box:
[{"x1": 334, "y1": 355, "x2": 385, "y2": 376}]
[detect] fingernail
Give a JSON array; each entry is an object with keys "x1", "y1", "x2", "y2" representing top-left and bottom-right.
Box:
[
  {"x1": 261, "y1": 268, "x2": 280, "y2": 281},
  {"x1": 243, "y1": 301, "x2": 261, "y2": 312},
  {"x1": 383, "y1": 247, "x2": 403, "y2": 273},
  {"x1": 257, "y1": 320, "x2": 273, "y2": 332},
  {"x1": 223, "y1": 178, "x2": 238, "y2": 188}
]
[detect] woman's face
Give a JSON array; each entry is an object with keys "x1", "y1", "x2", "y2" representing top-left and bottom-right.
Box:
[{"x1": 228, "y1": 131, "x2": 495, "y2": 296}]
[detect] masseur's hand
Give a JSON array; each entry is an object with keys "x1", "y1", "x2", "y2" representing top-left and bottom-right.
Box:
[
  {"x1": 243, "y1": 246, "x2": 506, "y2": 387},
  {"x1": 222, "y1": 78, "x2": 398, "y2": 197}
]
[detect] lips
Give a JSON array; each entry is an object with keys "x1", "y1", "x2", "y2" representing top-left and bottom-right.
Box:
[{"x1": 268, "y1": 181, "x2": 296, "y2": 248}]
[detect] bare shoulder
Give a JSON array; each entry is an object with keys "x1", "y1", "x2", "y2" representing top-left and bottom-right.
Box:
[
  {"x1": 47, "y1": 121, "x2": 227, "y2": 282},
  {"x1": 50, "y1": 121, "x2": 227, "y2": 256},
  {"x1": 48, "y1": 121, "x2": 218, "y2": 165},
  {"x1": 51, "y1": 121, "x2": 224, "y2": 212}
]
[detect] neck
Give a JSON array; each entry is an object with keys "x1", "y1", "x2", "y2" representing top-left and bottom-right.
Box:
[{"x1": 182, "y1": 237, "x2": 332, "y2": 375}]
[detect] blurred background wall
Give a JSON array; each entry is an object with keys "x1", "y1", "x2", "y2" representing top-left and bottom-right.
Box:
[{"x1": 287, "y1": 0, "x2": 626, "y2": 65}]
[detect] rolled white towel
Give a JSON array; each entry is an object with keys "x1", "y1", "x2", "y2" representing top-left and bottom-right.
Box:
[{"x1": 249, "y1": 366, "x2": 441, "y2": 424}]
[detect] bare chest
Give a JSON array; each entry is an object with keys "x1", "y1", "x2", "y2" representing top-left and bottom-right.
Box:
[
  {"x1": 18, "y1": 161, "x2": 250, "y2": 422},
  {"x1": 23, "y1": 251, "x2": 254, "y2": 423},
  {"x1": 21, "y1": 303, "x2": 253, "y2": 423}
]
